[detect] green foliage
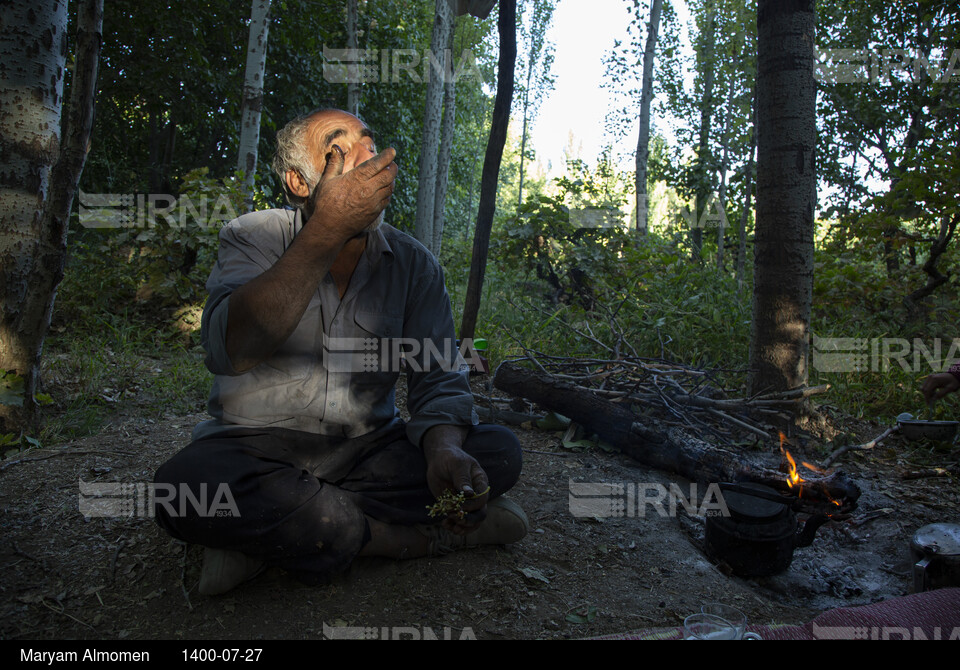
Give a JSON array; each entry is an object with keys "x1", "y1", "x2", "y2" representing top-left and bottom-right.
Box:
[
  {"x1": 450, "y1": 173, "x2": 754, "y2": 386},
  {"x1": 0, "y1": 370, "x2": 26, "y2": 407},
  {"x1": 817, "y1": 0, "x2": 960, "y2": 292},
  {"x1": 810, "y1": 235, "x2": 960, "y2": 420},
  {"x1": 61, "y1": 169, "x2": 242, "y2": 329},
  {"x1": 0, "y1": 431, "x2": 41, "y2": 456},
  {"x1": 40, "y1": 313, "x2": 212, "y2": 444}
]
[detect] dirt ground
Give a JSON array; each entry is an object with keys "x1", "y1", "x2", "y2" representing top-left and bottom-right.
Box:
[{"x1": 2, "y1": 379, "x2": 958, "y2": 641}]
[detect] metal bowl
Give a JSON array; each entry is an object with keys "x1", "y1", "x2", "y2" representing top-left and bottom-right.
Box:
[{"x1": 897, "y1": 420, "x2": 959, "y2": 442}]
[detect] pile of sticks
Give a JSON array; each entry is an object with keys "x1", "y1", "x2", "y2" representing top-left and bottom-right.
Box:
[
  {"x1": 488, "y1": 346, "x2": 829, "y2": 446},
  {"x1": 492, "y1": 358, "x2": 860, "y2": 513}
]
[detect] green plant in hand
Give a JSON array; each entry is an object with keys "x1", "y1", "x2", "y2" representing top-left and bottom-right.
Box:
[{"x1": 427, "y1": 486, "x2": 491, "y2": 520}]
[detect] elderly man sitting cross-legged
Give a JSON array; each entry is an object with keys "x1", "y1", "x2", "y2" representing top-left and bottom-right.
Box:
[{"x1": 153, "y1": 108, "x2": 526, "y2": 595}]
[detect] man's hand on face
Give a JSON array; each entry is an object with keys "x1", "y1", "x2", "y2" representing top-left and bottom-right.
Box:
[
  {"x1": 422, "y1": 427, "x2": 490, "y2": 535},
  {"x1": 304, "y1": 144, "x2": 397, "y2": 243}
]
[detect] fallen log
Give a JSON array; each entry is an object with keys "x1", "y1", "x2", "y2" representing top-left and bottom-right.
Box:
[{"x1": 494, "y1": 362, "x2": 860, "y2": 513}]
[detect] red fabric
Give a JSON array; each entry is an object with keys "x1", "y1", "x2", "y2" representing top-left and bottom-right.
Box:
[
  {"x1": 755, "y1": 588, "x2": 960, "y2": 640},
  {"x1": 586, "y1": 588, "x2": 960, "y2": 640}
]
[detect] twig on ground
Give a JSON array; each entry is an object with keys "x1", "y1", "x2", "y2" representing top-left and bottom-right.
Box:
[
  {"x1": 0, "y1": 449, "x2": 135, "y2": 473},
  {"x1": 900, "y1": 465, "x2": 958, "y2": 480},
  {"x1": 110, "y1": 537, "x2": 127, "y2": 583},
  {"x1": 822, "y1": 426, "x2": 898, "y2": 468},
  {"x1": 180, "y1": 543, "x2": 194, "y2": 611}
]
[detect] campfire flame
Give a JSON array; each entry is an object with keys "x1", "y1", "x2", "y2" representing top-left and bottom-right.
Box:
[{"x1": 779, "y1": 432, "x2": 842, "y2": 509}]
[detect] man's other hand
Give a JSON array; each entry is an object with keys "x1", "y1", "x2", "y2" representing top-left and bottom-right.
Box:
[
  {"x1": 922, "y1": 372, "x2": 960, "y2": 403},
  {"x1": 422, "y1": 426, "x2": 490, "y2": 535}
]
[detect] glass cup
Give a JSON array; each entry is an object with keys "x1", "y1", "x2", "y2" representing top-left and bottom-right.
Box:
[
  {"x1": 683, "y1": 613, "x2": 740, "y2": 640},
  {"x1": 700, "y1": 603, "x2": 762, "y2": 640}
]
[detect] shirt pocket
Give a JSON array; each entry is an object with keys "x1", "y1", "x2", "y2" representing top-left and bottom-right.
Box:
[
  {"x1": 352, "y1": 310, "x2": 404, "y2": 387},
  {"x1": 218, "y1": 351, "x2": 316, "y2": 416}
]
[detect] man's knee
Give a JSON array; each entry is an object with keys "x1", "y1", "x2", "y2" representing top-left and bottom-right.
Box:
[{"x1": 463, "y1": 424, "x2": 522, "y2": 495}]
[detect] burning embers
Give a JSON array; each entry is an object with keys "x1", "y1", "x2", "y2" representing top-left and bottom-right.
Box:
[
  {"x1": 703, "y1": 434, "x2": 860, "y2": 578},
  {"x1": 779, "y1": 432, "x2": 843, "y2": 512}
]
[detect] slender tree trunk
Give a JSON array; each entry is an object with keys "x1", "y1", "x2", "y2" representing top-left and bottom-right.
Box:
[
  {"x1": 748, "y1": 0, "x2": 816, "y2": 396},
  {"x1": 517, "y1": 80, "x2": 531, "y2": 214},
  {"x1": 736, "y1": 94, "x2": 756, "y2": 294},
  {"x1": 238, "y1": 0, "x2": 272, "y2": 212},
  {"x1": 515, "y1": 0, "x2": 556, "y2": 216},
  {"x1": 903, "y1": 213, "x2": 957, "y2": 318},
  {"x1": 345, "y1": 0, "x2": 360, "y2": 117},
  {"x1": 460, "y1": 0, "x2": 517, "y2": 341},
  {"x1": 635, "y1": 0, "x2": 663, "y2": 234},
  {"x1": 432, "y1": 14, "x2": 458, "y2": 256},
  {"x1": 0, "y1": 0, "x2": 103, "y2": 434},
  {"x1": 414, "y1": 0, "x2": 454, "y2": 255},
  {"x1": 691, "y1": 1, "x2": 716, "y2": 260},
  {"x1": 463, "y1": 125, "x2": 483, "y2": 243},
  {"x1": 715, "y1": 84, "x2": 734, "y2": 270}
]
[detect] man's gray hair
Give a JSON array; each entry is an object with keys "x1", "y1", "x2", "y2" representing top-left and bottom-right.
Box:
[{"x1": 272, "y1": 108, "x2": 331, "y2": 210}]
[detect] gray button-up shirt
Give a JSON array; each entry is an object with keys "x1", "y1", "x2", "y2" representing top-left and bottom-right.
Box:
[{"x1": 193, "y1": 208, "x2": 477, "y2": 446}]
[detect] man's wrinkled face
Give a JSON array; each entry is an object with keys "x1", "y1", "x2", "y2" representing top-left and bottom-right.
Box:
[{"x1": 305, "y1": 110, "x2": 384, "y2": 232}]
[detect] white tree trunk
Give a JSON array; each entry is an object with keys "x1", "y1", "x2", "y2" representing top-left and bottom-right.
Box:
[
  {"x1": 1, "y1": 0, "x2": 102, "y2": 433},
  {"x1": 415, "y1": 0, "x2": 454, "y2": 254},
  {"x1": 635, "y1": 0, "x2": 663, "y2": 234},
  {"x1": 692, "y1": 1, "x2": 716, "y2": 258},
  {"x1": 238, "y1": 0, "x2": 272, "y2": 212},
  {"x1": 432, "y1": 17, "x2": 458, "y2": 256},
  {"x1": 736, "y1": 91, "x2": 756, "y2": 293},
  {"x1": 0, "y1": 0, "x2": 68, "y2": 278},
  {"x1": 715, "y1": 83, "x2": 735, "y2": 270},
  {"x1": 346, "y1": 0, "x2": 360, "y2": 116}
]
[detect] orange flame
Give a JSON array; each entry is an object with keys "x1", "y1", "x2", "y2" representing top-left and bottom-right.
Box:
[{"x1": 779, "y1": 432, "x2": 841, "y2": 508}]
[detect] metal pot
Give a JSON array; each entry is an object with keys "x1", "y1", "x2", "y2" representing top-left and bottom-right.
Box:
[
  {"x1": 705, "y1": 483, "x2": 830, "y2": 578},
  {"x1": 911, "y1": 523, "x2": 960, "y2": 593},
  {"x1": 897, "y1": 419, "x2": 959, "y2": 443}
]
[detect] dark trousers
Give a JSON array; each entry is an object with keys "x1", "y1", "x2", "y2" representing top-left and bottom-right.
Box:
[{"x1": 153, "y1": 422, "x2": 522, "y2": 581}]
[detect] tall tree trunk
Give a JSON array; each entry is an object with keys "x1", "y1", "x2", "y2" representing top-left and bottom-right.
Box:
[
  {"x1": 635, "y1": 0, "x2": 663, "y2": 234},
  {"x1": 748, "y1": 0, "x2": 816, "y2": 396},
  {"x1": 0, "y1": 0, "x2": 103, "y2": 434},
  {"x1": 715, "y1": 84, "x2": 735, "y2": 270},
  {"x1": 432, "y1": 13, "x2": 458, "y2": 256},
  {"x1": 691, "y1": 1, "x2": 716, "y2": 260},
  {"x1": 460, "y1": 0, "x2": 517, "y2": 341},
  {"x1": 515, "y1": 0, "x2": 556, "y2": 216},
  {"x1": 345, "y1": 0, "x2": 360, "y2": 117},
  {"x1": 516, "y1": 74, "x2": 531, "y2": 214},
  {"x1": 238, "y1": 0, "x2": 272, "y2": 212},
  {"x1": 736, "y1": 93, "x2": 756, "y2": 294},
  {"x1": 414, "y1": 0, "x2": 454, "y2": 255}
]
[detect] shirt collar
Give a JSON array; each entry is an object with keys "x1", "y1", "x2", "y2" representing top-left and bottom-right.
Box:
[{"x1": 291, "y1": 207, "x2": 395, "y2": 266}]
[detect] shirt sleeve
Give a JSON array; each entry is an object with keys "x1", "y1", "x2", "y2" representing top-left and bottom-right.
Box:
[
  {"x1": 402, "y1": 257, "x2": 478, "y2": 447},
  {"x1": 200, "y1": 220, "x2": 277, "y2": 377}
]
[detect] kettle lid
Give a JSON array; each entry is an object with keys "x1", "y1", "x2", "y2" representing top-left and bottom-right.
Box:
[{"x1": 912, "y1": 523, "x2": 960, "y2": 558}]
